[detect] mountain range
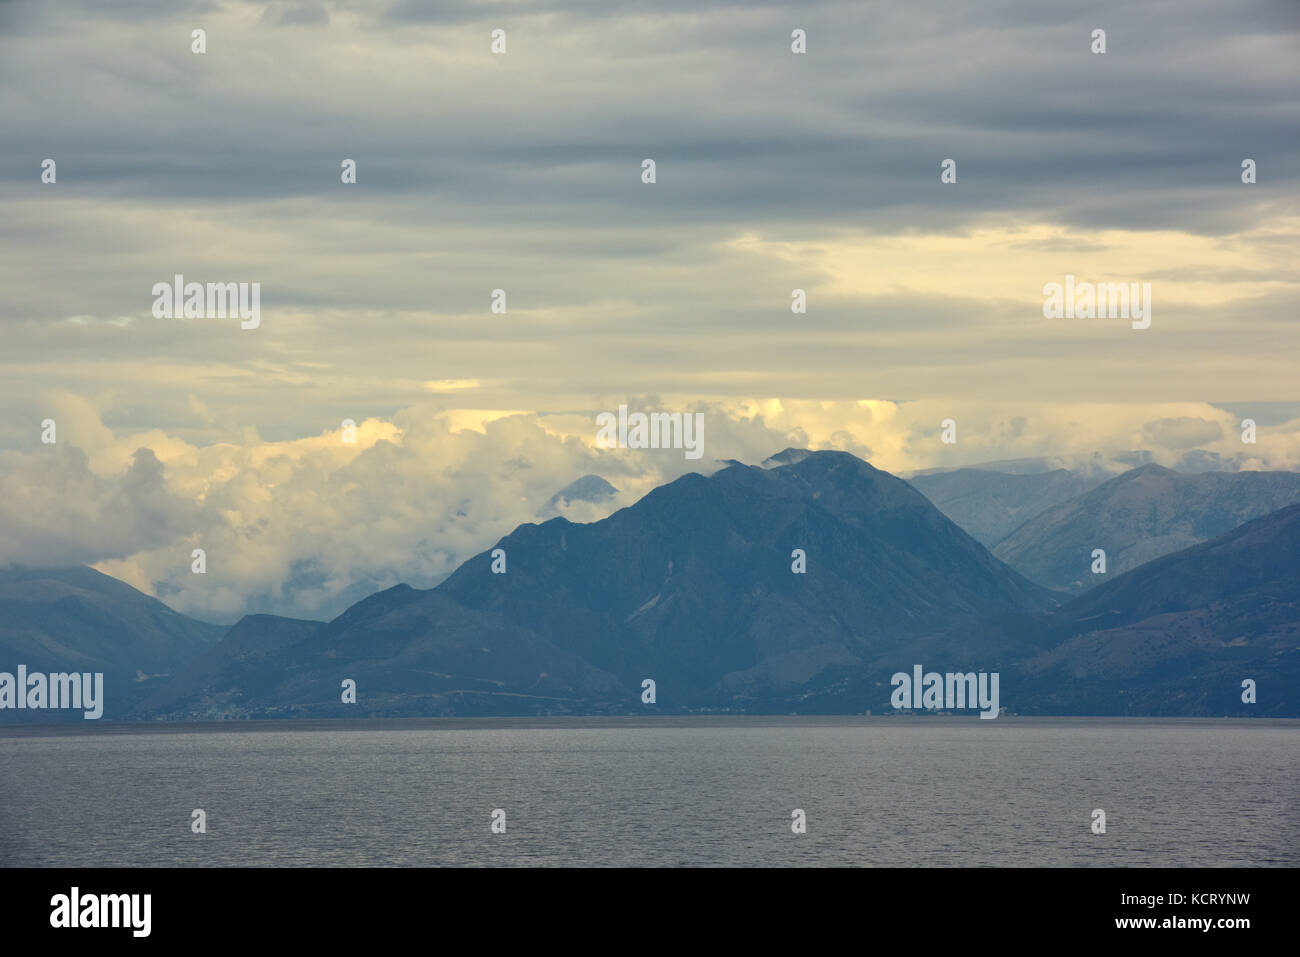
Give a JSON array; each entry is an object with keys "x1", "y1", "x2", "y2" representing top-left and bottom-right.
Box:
[
  {"x1": 1014, "y1": 503, "x2": 1300, "y2": 716},
  {"x1": 989, "y1": 464, "x2": 1300, "y2": 592},
  {"x1": 3, "y1": 451, "x2": 1297, "y2": 720},
  {"x1": 135, "y1": 451, "x2": 1051, "y2": 718},
  {"x1": 907, "y1": 467, "x2": 1103, "y2": 547}
]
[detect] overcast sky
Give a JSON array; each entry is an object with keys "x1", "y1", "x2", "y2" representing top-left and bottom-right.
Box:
[{"x1": 1, "y1": 0, "x2": 1298, "y2": 621}]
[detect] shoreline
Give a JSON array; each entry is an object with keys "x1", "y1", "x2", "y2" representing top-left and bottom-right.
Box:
[{"x1": 2, "y1": 713, "x2": 1298, "y2": 738}]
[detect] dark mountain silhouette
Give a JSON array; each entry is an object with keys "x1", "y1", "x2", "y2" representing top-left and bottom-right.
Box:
[
  {"x1": 992, "y1": 464, "x2": 1300, "y2": 592},
  {"x1": 0, "y1": 565, "x2": 225, "y2": 720},
  {"x1": 138, "y1": 451, "x2": 1053, "y2": 718},
  {"x1": 435, "y1": 451, "x2": 1053, "y2": 702},
  {"x1": 134, "y1": 597, "x2": 626, "y2": 719}
]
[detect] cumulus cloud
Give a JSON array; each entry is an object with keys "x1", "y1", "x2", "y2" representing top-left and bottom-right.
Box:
[
  {"x1": 0, "y1": 445, "x2": 199, "y2": 567},
  {"x1": 70, "y1": 398, "x2": 807, "y2": 622},
  {"x1": 1141, "y1": 416, "x2": 1226, "y2": 450},
  {"x1": 0, "y1": 395, "x2": 1296, "y2": 622},
  {"x1": 0, "y1": 1, "x2": 1296, "y2": 620}
]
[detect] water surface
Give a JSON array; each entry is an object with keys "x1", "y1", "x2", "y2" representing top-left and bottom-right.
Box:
[{"x1": 1, "y1": 717, "x2": 1295, "y2": 866}]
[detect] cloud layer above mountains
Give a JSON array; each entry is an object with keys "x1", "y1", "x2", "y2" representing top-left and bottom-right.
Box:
[
  {"x1": 3, "y1": 394, "x2": 1298, "y2": 623},
  {"x1": 0, "y1": 0, "x2": 1296, "y2": 619}
]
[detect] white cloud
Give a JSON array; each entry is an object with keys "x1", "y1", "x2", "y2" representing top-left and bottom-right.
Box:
[{"x1": 3, "y1": 395, "x2": 1298, "y2": 622}]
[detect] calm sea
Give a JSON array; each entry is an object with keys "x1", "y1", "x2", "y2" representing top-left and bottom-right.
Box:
[{"x1": 1, "y1": 717, "x2": 1296, "y2": 867}]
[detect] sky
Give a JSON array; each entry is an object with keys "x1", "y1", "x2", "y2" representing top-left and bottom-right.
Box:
[{"x1": 1, "y1": 0, "x2": 1297, "y2": 622}]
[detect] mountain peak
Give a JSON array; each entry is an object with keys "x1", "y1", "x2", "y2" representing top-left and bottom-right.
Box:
[
  {"x1": 761, "y1": 447, "x2": 813, "y2": 468},
  {"x1": 539, "y1": 474, "x2": 619, "y2": 517},
  {"x1": 1121, "y1": 462, "x2": 1177, "y2": 478},
  {"x1": 427, "y1": 449, "x2": 1050, "y2": 705}
]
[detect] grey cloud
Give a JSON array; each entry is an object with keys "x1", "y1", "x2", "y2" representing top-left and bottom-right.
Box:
[
  {"x1": 1, "y1": 0, "x2": 1295, "y2": 236},
  {"x1": 1, "y1": 0, "x2": 1297, "y2": 619},
  {"x1": 262, "y1": 2, "x2": 329, "y2": 26},
  {"x1": 0, "y1": 445, "x2": 199, "y2": 566}
]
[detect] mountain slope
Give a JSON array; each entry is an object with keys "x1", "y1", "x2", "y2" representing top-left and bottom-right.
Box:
[
  {"x1": 0, "y1": 566, "x2": 225, "y2": 720},
  {"x1": 433, "y1": 451, "x2": 1053, "y2": 705},
  {"x1": 1014, "y1": 504, "x2": 1300, "y2": 715},
  {"x1": 992, "y1": 465, "x2": 1300, "y2": 592},
  {"x1": 140, "y1": 451, "x2": 1054, "y2": 717},
  {"x1": 907, "y1": 467, "x2": 1103, "y2": 547},
  {"x1": 135, "y1": 594, "x2": 626, "y2": 719}
]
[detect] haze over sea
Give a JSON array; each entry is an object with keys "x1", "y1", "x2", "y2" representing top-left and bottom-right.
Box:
[{"x1": 1, "y1": 718, "x2": 1295, "y2": 867}]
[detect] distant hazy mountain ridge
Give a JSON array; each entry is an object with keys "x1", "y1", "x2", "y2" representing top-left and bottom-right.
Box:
[
  {"x1": 907, "y1": 467, "x2": 1103, "y2": 547},
  {"x1": 992, "y1": 464, "x2": 1300, "y2": 592}
]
